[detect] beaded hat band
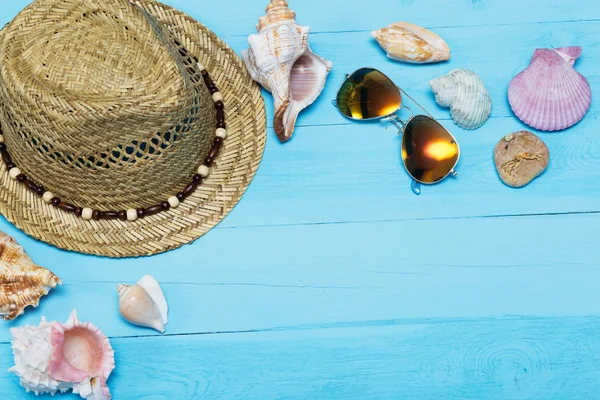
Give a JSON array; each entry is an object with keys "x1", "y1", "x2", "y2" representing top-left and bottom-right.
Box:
[{"x1": 0, "y1": 0, "x2": 266, "y2": 257}]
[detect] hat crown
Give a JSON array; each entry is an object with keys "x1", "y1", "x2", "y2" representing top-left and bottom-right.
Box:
[{"x1": 0, "y1": 0, "x2": 214, "y2": 209}]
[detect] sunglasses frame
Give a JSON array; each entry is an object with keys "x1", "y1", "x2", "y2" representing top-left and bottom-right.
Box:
[{"x1": 332, "y1": 67, "x2": 460, "y2": 190}]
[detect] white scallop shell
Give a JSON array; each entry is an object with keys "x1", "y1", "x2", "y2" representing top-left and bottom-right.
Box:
[
  {"x1": 430, "y1": 69, "x2": 492, "y2": 130},
  {"x1": 242, "y1": 0, "x2": 332, "y2": 142}
]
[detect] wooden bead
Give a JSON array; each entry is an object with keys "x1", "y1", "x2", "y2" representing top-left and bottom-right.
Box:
[
  {"x1": 51, "y1": 197, "x2": 60, "y2": 206},
  {"x1": 176, "y1": 192, "x2": 185, "y2": 201},
  {"x1": 160, "y1": 201, "x2": 170, "y2": 211},
  {"x1": 16, "y1": 174, "x2": 26, "y2": 183},
  {"x1": 216, "y1": 128, "x2": 227, "y2": 139},
  {"x1": 208, "y1": 143, "x2": 221, "y2": 160},
  {"x1": 204, "y1": 156, "x2": 214, "y2": 167},
  {"x1": 203, "y1": 75, "x2": 214, "y2": 86},
  {"x1": 182, "y1": 181, "x2": 198, "y2": 198},
  {"x1": 58, "y1": 202, "x2": 76, "y2": 213},
  {"x1": 193, "y1": 174, "x2": 202, "y2": 183},
  {"x1": 0, "y1": 143, "x2": 6, "y2": 151},
  {"x1": 197, "y1": 165, "x2": 209, "y2": 177},
  {"x1": 137, "y1": 208, "x2": 146, "y2": 218},
  {"x1": 36, "y1": 186, "x2": 45, "y2": 196},
  {"x1": 99, "y1": 211, "x2": 120, "y2": 220},
  {"x1": 209, "y1": 86, "x2": 219, "y2": 95},
  {"x1": 92, "y1": 210, "x2": 100, "y2": 221},
  {"x1": 168, "y1": 196, "x2": 180, "y2": 208},
  {"x1": 43, "y1": 192, "x2": 54, "y2": 203},
  {"x1": 8, "y1": 167, "x2": 21, "y2": 180},
  {"x1": 201, "y1": 70, "x2": 209, "y2": 77},
  {"x1": 145, "y1": 204, "x2": 163, "y2": 216},
  {"x1": 75, "y1": 207, "x2": 83, "y2": 217},
  {"x1": 212, "y1": 92, "x2": 224, "y2": 102},
  {"x1": 25, "y1": 180, "x2": 38, "y2": 192},
  {"x1": 213, "y1": 137, "x2": 224, "y2": 145},
  {"x1": 216, "y1": 109, "x2": 225, "y2": 123},
  {"x1": 118, "y1": 211, "x2": 127, "y2": 221},
  {"x1": 82, "y1": 207, "x2": 93, "y2": 220},
  {"x1": 127, "y1": 209, "x2": 138, "y2": 221},
  {"x1": 216, "y1": 121, "x2": 226, "y2": 129},
  {"x1": 5, "y1": 162, "x2": 15, "y2": 170},
  {"x1": 214, "y1": 100, "x2": 224, "y2": 109}
]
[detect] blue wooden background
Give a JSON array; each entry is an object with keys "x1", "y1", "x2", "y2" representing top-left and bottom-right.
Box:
[{"x1": 2, "y1": 0, "x2": 600, "y2": 398}]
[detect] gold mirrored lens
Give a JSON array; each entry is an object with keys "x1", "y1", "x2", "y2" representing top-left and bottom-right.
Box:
[
  {"x1": 402, "y1": 116, "x2": 459, "y2": 183},
  {"x1": 336, "y1": 68, "x2": 401, "y2": 120}
]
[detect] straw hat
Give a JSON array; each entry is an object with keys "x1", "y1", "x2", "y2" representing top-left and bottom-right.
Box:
[{"x1": 0, "y1": 0, "x2": 266, "y2": 257}]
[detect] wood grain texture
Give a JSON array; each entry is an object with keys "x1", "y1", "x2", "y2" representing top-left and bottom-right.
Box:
[
  {"x1": 3, "y1": 318, "x2": 600, "y2": 399},
  {"x1": 1, "y1": 0, "x2": 600, "y2": 399}
]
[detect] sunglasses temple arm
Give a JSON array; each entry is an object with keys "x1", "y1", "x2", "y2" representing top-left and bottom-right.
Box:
[{"x1": 397, "y1": 87, "x2": 435, "y2": 119}]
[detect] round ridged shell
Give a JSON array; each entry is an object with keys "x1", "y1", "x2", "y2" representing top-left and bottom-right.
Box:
[
  {"x1": 430, "y1": 69, "x2": 492, "y2": 130},
  {"x1": 508, "y1": 46, "x2": 591, "y2": 131}
]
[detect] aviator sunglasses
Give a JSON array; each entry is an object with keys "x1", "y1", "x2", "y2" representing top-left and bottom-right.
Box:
[{"x1": 333, "y1": 67, "x2": 460, "y2": 195}]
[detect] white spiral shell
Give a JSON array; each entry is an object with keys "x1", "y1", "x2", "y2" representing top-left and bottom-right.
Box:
[{"x1": 430, "y1": 69, "x2": 492, "y2": 130}]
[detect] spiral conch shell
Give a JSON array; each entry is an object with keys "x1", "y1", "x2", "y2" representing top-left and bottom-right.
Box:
[
  {"x1": 0, "y1": 231, "x2": 61, "y2": 320},
  {"x1": 372, "y1": 22, "x2": 450, "y2": 64},
  {"x1": 430, "y1": 69, "x2": 492, "y2": 130},
  {"x1": 243, "y1": 0, "x2": 333, "y2": 142},
  {"x1": 9, "y1": 310, "x2": 115, "y2": 399},
  {"x1": 118, "y1": 274, "x2": 168, "y2": 333}
]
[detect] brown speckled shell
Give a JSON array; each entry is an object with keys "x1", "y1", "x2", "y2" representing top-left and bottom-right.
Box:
[
  {"x1": 0, "y1": 232, "x2": 61, "y2": 320},
  {"x1": 494, "y1": 131, "x2": 550, "y2": 188}
]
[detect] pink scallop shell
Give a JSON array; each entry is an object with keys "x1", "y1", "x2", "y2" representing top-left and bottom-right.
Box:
[{"x1": 508, "y1": 46, "x2": 591, "y2": 131}]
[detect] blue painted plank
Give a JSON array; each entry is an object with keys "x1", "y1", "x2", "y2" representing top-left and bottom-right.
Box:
[
  {"x1": 3, "y1": 317, "x2": 600, "y2": 399},
  {"x1": 1, "y1": 212, "x2": 598, "y2": 343},
  {"x1": 4, "y1": 1, "x2": 600, "y2": 36}
]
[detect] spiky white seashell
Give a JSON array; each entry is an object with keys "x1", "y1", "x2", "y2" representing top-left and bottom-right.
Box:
[
  {"x1": 371, "y1": 22, "x2": 450, "y2": 64},
  {"x1": 118, "y1": 274, "x2": 168, "y2": 333},
  {"x1": 430, "y1": 69, "x2": 492, "y2": 130},
  {"x1": 508, "y1": 46, "x2": 591, "y2": 131},
  {"x1": 242, "y1": 0, "x2": 332, "y2": 142},
  {"x1": 9, "y1": 310, "x2": 115, "y2": 399}
]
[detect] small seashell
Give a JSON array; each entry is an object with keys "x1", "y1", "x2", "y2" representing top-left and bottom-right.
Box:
[
  {"x1": 0, "y1": 231, "x2": 61, "y2": 320},
  {"x1": 494, "y1": 130, "x2": 549, "y2": 188},
  {"x1": 371, "y1": 22, "x2": 450, "y2": 64},
  {"x1": 9, "y1": 310, "x2": 115, "y2": 399},
  {"x1": 430, "y1": 69, "x2": 492, "y2": 130},
  {"x1": 508, "y1": 46, "x2": 591, "y2": 131},
  {"x1": 117, "y1": 274, "x2": 168, "y2": 333},
  {"x1": 242, "y1": 0, "x2": 333, "y2": 142}
]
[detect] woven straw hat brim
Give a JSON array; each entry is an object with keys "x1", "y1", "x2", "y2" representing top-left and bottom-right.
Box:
[{"x1": 0, "y1": 0, "x2": 266, "y2": 258}]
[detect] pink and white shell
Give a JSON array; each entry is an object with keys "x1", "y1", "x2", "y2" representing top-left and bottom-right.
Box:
[
  {"x1": 508, "y1": 46, "x2": 591, "y2": 131},
  {"x1": 9, "y1": 310, "x2": 115, "y2": 399}
]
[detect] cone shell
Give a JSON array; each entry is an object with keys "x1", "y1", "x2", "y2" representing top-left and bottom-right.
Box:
[
  {"x1": 372, "y1": 22, "x2": 450, "y2": 64},
  {"x1": 9, "y1": 310, "x2": 114, "y2": 399},
  {"x1": 0, "y1": 231, "x2": 61, "y2": 320},
  {"x1": 430, "y1": 69, "x2": 492, "y2": 130},
  {"x1": 117, "y1": 275, "x2": 168, "y2": 333},
  {"x1": 242, "y1": 0, "x2": 332, "y2": 142},
  {"x1": 508, "y1": 46, "x2": 591, "y2": 131}
]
